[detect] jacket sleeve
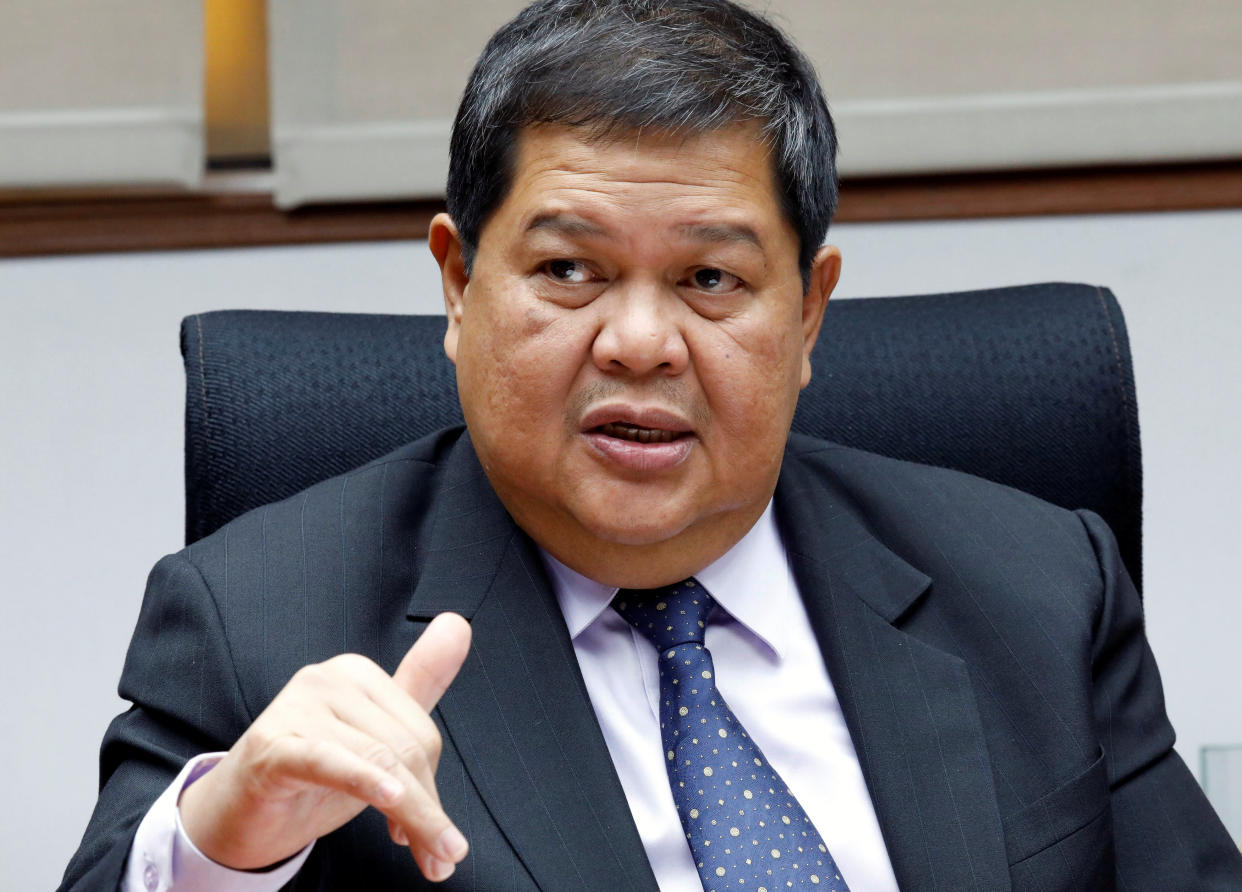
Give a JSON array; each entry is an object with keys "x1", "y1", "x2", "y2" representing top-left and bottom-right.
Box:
[
  {"x1": 58, "y1": 551, "x2": 255, "y2": 891},
  {"x1": 1077, "y1": 510, "x2": 1242, "y2": 889}
]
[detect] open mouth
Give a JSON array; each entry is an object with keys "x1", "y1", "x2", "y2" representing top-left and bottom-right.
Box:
[
  {"x1": 595, "y1": 422, "x2": 684, "y2": 444},
  {"x1": 582, "y1": 410, "x2": 695, "y2": 470}
]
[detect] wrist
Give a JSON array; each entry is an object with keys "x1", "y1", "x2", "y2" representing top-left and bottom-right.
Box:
[{"x1": 178, "y1": 753, "x2": 319, "y2": 871}]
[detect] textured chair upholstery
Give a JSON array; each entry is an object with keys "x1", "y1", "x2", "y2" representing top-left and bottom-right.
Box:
[{"x1": 182, "y1": 281, "x2": 1143, "y2": 589}]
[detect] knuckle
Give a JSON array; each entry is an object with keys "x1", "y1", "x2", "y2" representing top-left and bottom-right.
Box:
[
  {"x1": 290, "y1": 653, "x2": 378, "y2": 694},
  {"x1": 327, "y1": 653, "x2": 387, "y2": 687},
  {"x1": 397, "y1": 726, "x2": 442, "y2": 772},
  {"x1": 395, "y1": 740, "x2": 432, "y2": 775},
  {"x1": 238, "y1": 724, "x2": 282, "y2": 763},
  {"x1": 303, "y1": 652, "x2": 364, "y2": 677},
  {"x1": 235, "y1": 730, "x2": 311, "y2": 796},
  {"x1": 291, "y1": 661, "x2": 329, "y2": 689},
  {"x1": 329, "y1": 652, "x2": 369, "y2": 672},
  {"x1": 423, "y1": 727, "x2": 443, "y2": 762},
  {"x1": 299, "y1": 736, "x2": 343, "y2": 773},
  {"x1": 360, "y1": 740, "x2": 401, "y2": 773},
  {"x1": 298, "y1": 738, "x2": 373, "y2": 796}
]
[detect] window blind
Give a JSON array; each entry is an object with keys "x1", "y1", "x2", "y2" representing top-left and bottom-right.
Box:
[
  {"x1": 0, "y1": 0, "x2": 204, "y2": 189},
  {"x1": 265, "y1": 0, "x2": 1242, "y2": 208}
]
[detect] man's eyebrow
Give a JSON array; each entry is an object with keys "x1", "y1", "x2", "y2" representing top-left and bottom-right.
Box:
[
  {"x1": 676, "y1": 223, "x2": 763, "y2": 250},
  {"x1": 524, "y1": 214, "x2": 763, "y2": 251},
  {"x1": 524, "y1": 213, "x2": 608, "y2": 238}
]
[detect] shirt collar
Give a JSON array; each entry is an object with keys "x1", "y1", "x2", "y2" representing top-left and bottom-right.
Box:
[{"x1": 540, "y1": 500, "x2": 791, "y2": 660}]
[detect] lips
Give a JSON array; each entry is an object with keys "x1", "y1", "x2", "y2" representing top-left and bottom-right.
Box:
[
  {"x1": 580, "y1": 405, "x2": 697, "y2": 471},
  {"x1": 595, "y1": 421, "x2": 682, "y2": 444},
  {"x1": 580, "y1": 405, "x2": 693, "y2": 437}
]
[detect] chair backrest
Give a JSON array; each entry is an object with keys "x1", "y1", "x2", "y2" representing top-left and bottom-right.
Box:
[{"x1": 182, "y1": 281, "x2": 1143, "y2": 589}]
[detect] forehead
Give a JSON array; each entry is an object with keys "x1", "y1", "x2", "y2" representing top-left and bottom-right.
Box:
[{"x1": 486, "y1": 123, "x2": 791, "y2": 243}]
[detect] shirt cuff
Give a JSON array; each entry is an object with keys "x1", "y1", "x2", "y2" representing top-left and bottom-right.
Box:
[{"x1": 124, "y1": 752, "x2": 314, "y2": 892}]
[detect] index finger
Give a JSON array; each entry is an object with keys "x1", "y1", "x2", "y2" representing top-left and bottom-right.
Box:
[{"x1": 393, "y1": 612, "x2": 472, "y2": 711}]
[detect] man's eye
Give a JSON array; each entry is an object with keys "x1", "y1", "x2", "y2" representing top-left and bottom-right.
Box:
[
  {"x1": 543, "y1": 260, "x2": 591, "y2": 283},
  {"x1": 689, "y1": 268, "x2": 742, "y2": 293}
]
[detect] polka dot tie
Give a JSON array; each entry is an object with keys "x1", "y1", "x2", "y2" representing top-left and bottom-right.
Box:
[{"x1": 613, "y1": 579, "x2": 851, "y2": 892}]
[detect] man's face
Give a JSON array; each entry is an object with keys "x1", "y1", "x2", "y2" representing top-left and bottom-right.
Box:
[{"x1": 431, "y1": 124, "x2": 840, "y2": 587}]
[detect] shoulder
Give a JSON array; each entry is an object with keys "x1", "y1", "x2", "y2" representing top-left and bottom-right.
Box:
[
  {"x1": 784, "y1": 432, "x2": 1095, "y2": 536},
  {"x1": 138, "y1": 426, "x2": 476, "y2": 705},
  {"x1": 777, "y1": 437, "x2": 1137, "y2": 744},
  {"x1": 180, "y1": 425, "x2": 470, "y2": 588},
  {"x1": 780, "y1": 433, "x2": 1110, "y2": 607}
]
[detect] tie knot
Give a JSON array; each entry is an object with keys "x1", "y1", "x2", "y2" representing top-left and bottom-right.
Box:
[{"x1": 612, "y1": 578, "x2": 714, "y2": 651}]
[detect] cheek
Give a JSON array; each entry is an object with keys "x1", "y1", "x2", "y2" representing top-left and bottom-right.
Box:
[
  {"x1": 703, "y1": 325, "x2": 804, "y2": 437},
  {"x1": 463, "y1": 301, "x2": 588, "y2": 430},
  {"x1": 505, "y1": 312, "x2": 587, "y2": 394},
  {"x1": 464, "y1": 279, "x2": 558, "y2": 367}
]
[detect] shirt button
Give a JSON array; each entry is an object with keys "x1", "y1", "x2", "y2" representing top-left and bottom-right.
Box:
[{"x1": 143, "y1": 862, "x2": 160, "y2": 891}]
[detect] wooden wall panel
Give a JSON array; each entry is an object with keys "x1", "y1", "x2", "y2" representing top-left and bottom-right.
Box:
[{"x1": 4, "y1": 162, "x2": 1242, "y2": 259}]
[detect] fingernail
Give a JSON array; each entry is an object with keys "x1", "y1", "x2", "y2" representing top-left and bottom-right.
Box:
[
  {"x1": 437, "y1": 825, "x2": 469, "y2": 861},
  {"x1": 377, "y1": 777, "x2": 403, "y2": 803},
  {"x1": 426, "y1": 856, "x2": 455, "y2": 882},
  {"x1": 392, "y1": 826, "x2": 408, "y2": 846}
]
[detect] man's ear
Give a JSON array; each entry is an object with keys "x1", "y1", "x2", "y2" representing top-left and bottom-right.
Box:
[
  {"x1": 799, "y1": 244, "x2": 842, "y2": 389},
  {"x1": 428, "y1": 213, "x2": 469, "y2": 365}
]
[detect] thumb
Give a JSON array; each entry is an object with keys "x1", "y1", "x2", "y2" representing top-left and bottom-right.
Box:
[{"x1": 394, "y1": 612, "x2": 472, "y2": 711}]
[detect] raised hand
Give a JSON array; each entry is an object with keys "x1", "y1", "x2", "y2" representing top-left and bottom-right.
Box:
[{"x1": 178, "y1": 613, "x2": 473, "y2": 882}]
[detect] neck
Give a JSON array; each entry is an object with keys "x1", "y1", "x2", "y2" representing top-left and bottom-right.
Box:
[{"x1": 522, "y1": 500, "x2": 769, "y2": 589}]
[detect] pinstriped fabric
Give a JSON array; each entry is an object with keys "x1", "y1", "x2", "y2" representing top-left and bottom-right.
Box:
[
  {"x1": 503, "y1": 546, "x2": 660, "y2": 884},
  {"x1": 398, "y1": 433, "x2": 660, "y2": 890},
  {"x1": 62, "y1": 548, "x2": 259, "y2": 890},
  {"x1": 421, "y1": 520, "x2": 659, "y2": 890},
  {"x1": 298, "y1": 491, "x2": 311, "y2": 670},
  {"x1": 860, "y1": 453, "x2": 1104, "y2": 796},
  {"x1": 63, "y1": 433, "x2": 561, "y2": 892},
  {"x1": 63, "y1": 431, "x2": 1242, "y2": 891},
  {"x1": 773, "y1": 435, "x2": 1242, "y2": 890}
]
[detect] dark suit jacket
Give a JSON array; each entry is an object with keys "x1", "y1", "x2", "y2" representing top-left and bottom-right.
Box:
[{"x1": 62, "y1": 429, "x2": 1242, "y2": 891}]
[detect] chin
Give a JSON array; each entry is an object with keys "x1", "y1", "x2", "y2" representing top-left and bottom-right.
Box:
[
  {"x1": 577, "y1": 508, "x2": 696, "y2": 548},
  {"x1": 570, "y1": 486, "x2": 758, "y2": 552}
]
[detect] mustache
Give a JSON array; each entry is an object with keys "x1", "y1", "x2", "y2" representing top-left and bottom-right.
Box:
[{"x1": 567, "y1": 380, "x2": 711, "y2": 431}]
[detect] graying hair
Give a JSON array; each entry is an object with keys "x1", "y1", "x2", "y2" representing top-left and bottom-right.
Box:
[{"x1": 446, "y1": 0, "x2": 838, "y2": 290}]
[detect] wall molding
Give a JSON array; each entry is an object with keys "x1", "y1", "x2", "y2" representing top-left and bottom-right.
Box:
[
  {"x1": 833, "y1": 161, "x2": 1242, "y2": 222},
  {"x1": 4, "y1": 161, "x2": 1242, "y2": 259}
]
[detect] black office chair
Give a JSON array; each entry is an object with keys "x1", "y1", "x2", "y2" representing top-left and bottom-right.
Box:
[{"x1": 181, "y1": 281, "x2": 1143, "y2": 590}]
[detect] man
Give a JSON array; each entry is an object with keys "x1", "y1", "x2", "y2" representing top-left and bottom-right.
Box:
[{"x1": 62, "y1": 1, "x2": 1242, "y2": 890}]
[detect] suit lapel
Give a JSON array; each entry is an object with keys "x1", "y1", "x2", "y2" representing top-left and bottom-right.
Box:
[
  {"x1": 403, "y1": 435, "x2": 1014, "y2": 890},
  {"x1": 776, "y1": 446, "x2": 1012, "y2": 891},
  {"x1": 408, "y1": 438, "x2": 659, "y2": 892}
]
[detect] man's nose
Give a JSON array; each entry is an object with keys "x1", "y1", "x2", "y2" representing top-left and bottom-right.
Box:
[{"x1": 591, "y1": 281, "x2": 690, "y2": 377}]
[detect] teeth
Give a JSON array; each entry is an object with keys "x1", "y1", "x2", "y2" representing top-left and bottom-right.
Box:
[{"x1": 599, "y1": 422, "x2": 679, "y2": 443}]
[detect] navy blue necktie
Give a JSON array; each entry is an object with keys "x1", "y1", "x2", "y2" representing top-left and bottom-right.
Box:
[{"x1": 614, "y1": 579, "x2": 850, "y2": 892}]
